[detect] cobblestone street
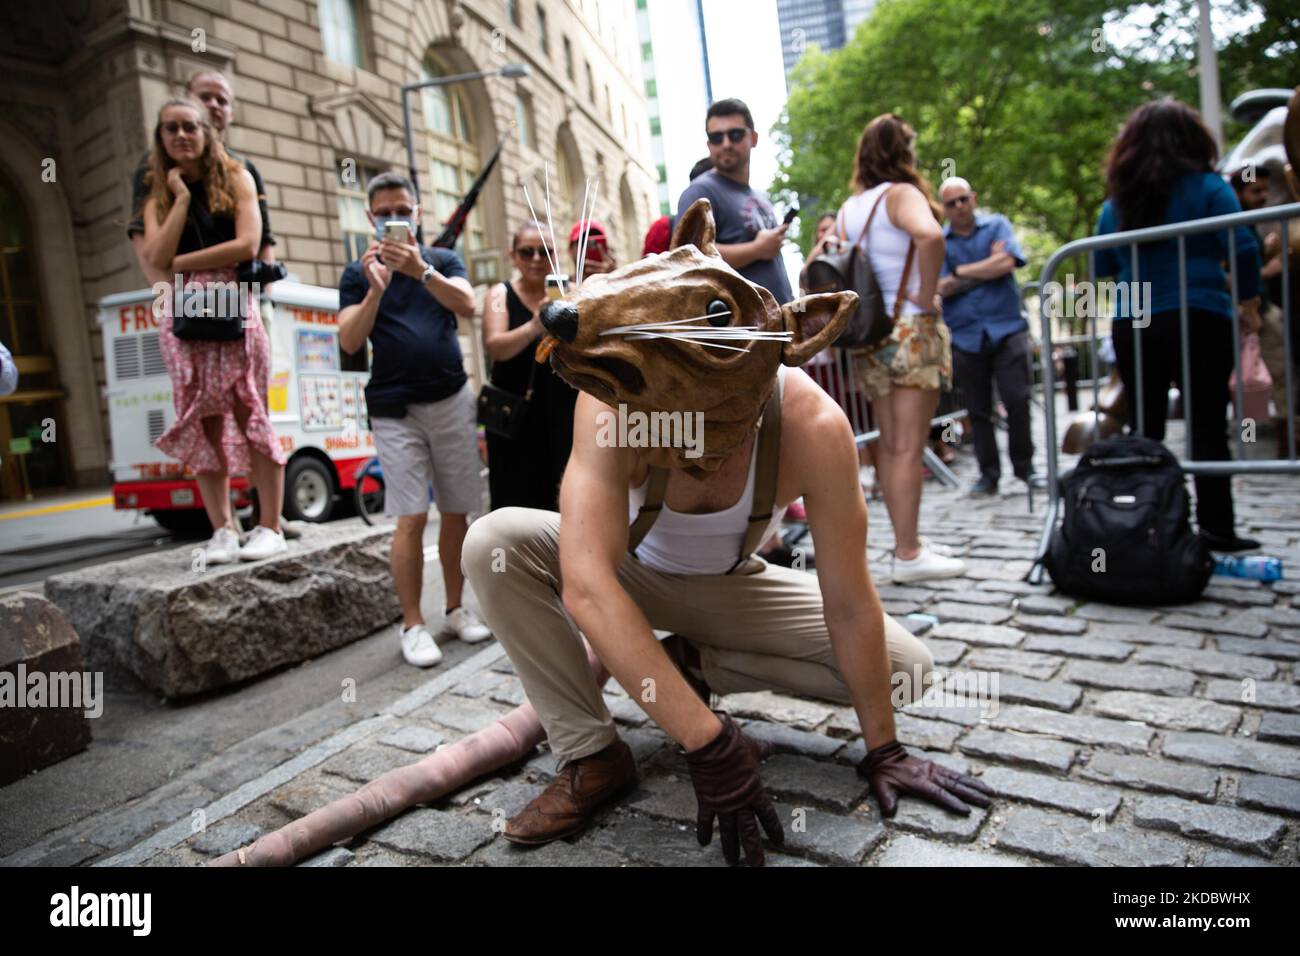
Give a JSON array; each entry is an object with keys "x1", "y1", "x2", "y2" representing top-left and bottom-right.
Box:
[{"x1": 9, "y1": 414, "x2": 1296, "y2": 869}]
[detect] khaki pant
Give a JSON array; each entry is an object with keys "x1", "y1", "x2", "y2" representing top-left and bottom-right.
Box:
[
  {"x1": 1259, "y1": 304, "x2": 1294, "y2": 418},
  {"x1": 462, "y1": 507, "x2": 934, "y2": 767}
]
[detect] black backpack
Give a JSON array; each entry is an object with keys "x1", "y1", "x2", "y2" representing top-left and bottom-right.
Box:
[
  {"x1": 800, "y1": 189, "x2": 911, "y2": 349},
  {"x1": 1043, "y1": 435, "x2": 1212, "y2": 605}
]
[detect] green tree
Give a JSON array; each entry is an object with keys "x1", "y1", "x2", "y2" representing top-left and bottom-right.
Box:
[{"x1": 772, "y1": 0, "x2": 1249, "y2": 271}]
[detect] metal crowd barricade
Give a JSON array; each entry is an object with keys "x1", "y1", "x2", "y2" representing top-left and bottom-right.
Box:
[
  {"x1": 1029, "y1": 202, "x2": 1300, "y2": 582},
  {"x1": 810, "y1": 347, "x2": 966, "y2": 489}
]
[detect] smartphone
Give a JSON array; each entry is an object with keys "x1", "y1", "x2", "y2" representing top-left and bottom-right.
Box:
[
  {"x1": 782, "y1": 207, "x2": 799, "y2": 226},
  {"x1": 381, "y1": 220, "x2": 411, "y2": 244},
  {"x1": 584, "y1": 236, "x2": 607, "y2": 262}
]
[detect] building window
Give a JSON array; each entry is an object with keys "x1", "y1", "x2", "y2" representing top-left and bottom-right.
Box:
[
  {"x1": 515, "y1": 94, "x2": 536, "y2": 151},
  {"x1": 420, "y1": 56, "x2": 486, "y2": 257},
  {"x1": 585, "y1": 62, "x2": 595, "y2": 102},
  {"x1": 644, "y1": 78, "x2": 657, "y2": 99},
  {"x1": 595, "y1": 152, "x2": 605, "y2": 196},
  {"x1": 604, "y1": 85, "x2": 612, "y2": 122},
  {"x1": 656, "y1": 164, "x2": 666, "y2": 183},
  {"x1": 337, "y1": 161, "x2": 381, "y2": 264},
  {"x1": 508, "y1": 0, "x2": 521, "y2": 28},
  {"x1": 319, "y1": 0, "x2": 363, "y2": 68},
  {"x1": 641, "y1": 41, "x2": 652, "y2": 61},
  {"x1": 536, "y1": 4, "x2": 549, "y2": 55},
  {"x1": 649, "y1": 116, "x2": 661, "y2": 136},
  {"x1": 620, "y1": 103, "x2": 627, "y2": 139},
  {"x1": 562, "y1": 36, "x2": 574, "y2": 79}
]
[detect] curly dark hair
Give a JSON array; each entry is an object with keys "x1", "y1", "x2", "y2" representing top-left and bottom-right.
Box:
[{"x1": 1105, "y1": 98, "x2": 1219, "y2": 231}]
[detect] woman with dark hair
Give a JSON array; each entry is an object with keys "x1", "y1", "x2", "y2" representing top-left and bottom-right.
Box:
[
  {"x1": 838, "y1": 114, "x2": 965, "y2": 581},
  {"x1": 140, "y1": 96, "x2": 287, "y2": 564},
  {"x1": 1096, "y1": 98, "x2": 1262, "y2": 551},
  {"x1": 481, "y1": 221, "x2": 578, "y2": 510}
]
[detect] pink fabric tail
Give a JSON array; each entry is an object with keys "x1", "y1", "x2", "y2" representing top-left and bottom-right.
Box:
[{"x1": 211, "y1": 651, "x2": 610, "y2": 867}]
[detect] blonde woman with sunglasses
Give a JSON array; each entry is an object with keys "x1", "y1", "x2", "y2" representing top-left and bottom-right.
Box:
[{"x1": 481, "y1": 221, "x2": 579, "y2": 510}]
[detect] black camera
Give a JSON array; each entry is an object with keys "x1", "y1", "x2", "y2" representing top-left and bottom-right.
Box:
[{"x1": 237, "y1": 259, "x2": 289, "y2": 285}]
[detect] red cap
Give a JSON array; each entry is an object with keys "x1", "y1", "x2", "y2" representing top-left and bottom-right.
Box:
[
  {"x1": 642, "y1": 215, "x2": 672, "y2": 256},
  {"x1": 568, "y1": 220, "x2": 607, "y2": 244}
]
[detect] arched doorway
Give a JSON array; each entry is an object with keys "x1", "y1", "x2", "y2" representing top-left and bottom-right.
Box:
[{"x1": 0, "y1": 169, "x2": 68, "y2": 500}]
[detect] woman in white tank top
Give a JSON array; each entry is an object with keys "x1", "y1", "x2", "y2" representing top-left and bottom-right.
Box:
[{"x1": 835, "y1": 114, "x2": 965, "y2": 583}]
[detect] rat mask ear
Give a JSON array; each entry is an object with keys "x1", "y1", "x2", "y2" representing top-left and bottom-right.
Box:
[
  {"x1": 670, "y1": 198, "x2": 719, "y2": 256},
  {"x1": 779, "y1": 291, "x2": 859, "y2": 366}
]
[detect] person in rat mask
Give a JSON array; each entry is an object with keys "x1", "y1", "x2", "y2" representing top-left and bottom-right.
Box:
[{"x1": 462, "y1": 199, "x2": 993, "y2": 866}]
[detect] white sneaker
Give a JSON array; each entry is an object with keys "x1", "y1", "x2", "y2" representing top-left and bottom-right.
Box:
[
  {"x1": 400, "y1": 624, "x2": 443, "y2": 667},
  {"x1": 445, "y1": 605, "x2": 492, "y2": 643},
  {"x1": 202, "y1": 527, "x2": 241, "y2": 565},
  {"x1": 891, "y1": 543, "x2": 968, "y2": 583},
  {"x1": 918, "y1": 536, "x2": 959, "y2": 557},
  {"x1": 240, "y1": 526, "x2": 288, "y2": 561}
]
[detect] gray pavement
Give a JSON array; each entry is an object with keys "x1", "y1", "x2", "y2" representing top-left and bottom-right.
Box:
[{"x1": 2, "y1": 405, "x2": 1298, "y2": 867}]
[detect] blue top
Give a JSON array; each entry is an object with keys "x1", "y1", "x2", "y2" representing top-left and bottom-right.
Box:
[
  {"x1": 338, "y1": 245, "x2": 469, "y2": 416},
  {"x1": 941, "y1": 212, "x2": 1027, "y2": 352},
  {"x1": 1094, "y1": 172, "x2": 1260, "y2": 321},
  {"x1": 676, "y1": 170, "x2": 793, "y2": 304}
]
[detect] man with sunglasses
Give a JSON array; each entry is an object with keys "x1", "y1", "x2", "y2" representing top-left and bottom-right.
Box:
[
  {"x1": 126, "y1": 70, "x2": 275, "y2": 285},
  {"x1": 337, "y1": 172, "x2": 491, "y2": 667},
  {"x1": 675, "y1": 98, "x2": 792, "y2": 305},
  {"x1": 936, "y1": 177, "x2": 1037, "y2": 496}
]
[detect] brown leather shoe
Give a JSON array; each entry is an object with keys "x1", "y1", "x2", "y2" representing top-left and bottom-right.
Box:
[{"x1": 504, "y1": 739, "x2": 638, "y2": 846}]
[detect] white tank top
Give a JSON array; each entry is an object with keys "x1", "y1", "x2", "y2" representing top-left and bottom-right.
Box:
[
  {"x1": 626, "y1": 367, "x2": 790, "y2": 575},
  {"x1": 839, "y1": 182, "x2": 923, "y2": 317}
]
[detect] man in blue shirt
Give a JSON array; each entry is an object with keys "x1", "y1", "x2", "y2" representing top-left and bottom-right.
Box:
[
  {"x1": 938, "y1": 178, "x2": 1035, "y2": 495},
  {"x1": 338, "y1": 172, "x2": 491, "y2": 667}
]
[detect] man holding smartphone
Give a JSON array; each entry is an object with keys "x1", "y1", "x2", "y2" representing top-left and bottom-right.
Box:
[
  {"x1": 567, "y1": 220, "x2": 618, "y2": 281},
  {"x1": 337, "y1": 172, "x2": 491, "y2": 667},
  {"x1": 675, "y1": 98, "x2": 792, "y2": 305}
]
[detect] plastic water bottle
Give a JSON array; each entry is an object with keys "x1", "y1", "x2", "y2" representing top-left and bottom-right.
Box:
[{"x1": 1212, "y1": 554, "x2": 1283, "y2": 582}]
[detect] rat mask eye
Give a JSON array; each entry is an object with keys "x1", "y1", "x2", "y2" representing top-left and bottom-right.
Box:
[{"x1": 706, "y1": 299, "x2": 730, "y2": 327}]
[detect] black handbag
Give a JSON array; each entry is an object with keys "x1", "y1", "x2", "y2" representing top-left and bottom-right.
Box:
[
  {"x1": 477, "y1": 350, "x2": 537, "y2": 440},
  {"x1": 170, "y1": 206, "x2": 248, "y2": 342}
]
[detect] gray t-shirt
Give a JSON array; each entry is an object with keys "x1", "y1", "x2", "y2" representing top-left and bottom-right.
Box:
[{"x1": 676, "y1": 170, "x2": 792, "y2": 304}]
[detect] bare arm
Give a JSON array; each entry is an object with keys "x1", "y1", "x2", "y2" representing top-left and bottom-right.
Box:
[
  {"x1": 889, "y1": 185, "x2": 944, "y2": 306},
  {"x1": 789, "y1": 378, "x2": 897, "y2": 748},
  {"x1": 139, "y1": 193, "x2": 191, "y2": 275},
  {"x1": 717, "y1": 223, "x2": 789, "y2": 271},
  {"x1": 130, "y1": 233, "x2": 169, "y2": 287},
  {"x1": 171, "y1": 168, "x2": 262, "y2": 272},
  {"x1": 559, "y1": 392, "x2": 721, "y2": 751},
  {"x1": 482, "y1": 283, "x2": 542, "y2": 362}
]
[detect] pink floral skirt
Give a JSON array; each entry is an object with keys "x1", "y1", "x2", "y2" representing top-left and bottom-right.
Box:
[{"x1": 155, "y1": 268, "x2": 287, "y2": 476}]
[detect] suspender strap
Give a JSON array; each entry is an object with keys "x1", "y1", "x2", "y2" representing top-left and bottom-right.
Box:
[
  {"x1": 627, "y1": 465, "x2": 668, "y2": 554},
  {"x1": 729, "y1": 374, "x2": 783, "y2": 574}
]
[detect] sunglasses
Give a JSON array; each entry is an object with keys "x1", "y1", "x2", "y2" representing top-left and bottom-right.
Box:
[
  {"x1": 706, "y1": 127, "x2": 750, "y2": 145},
  {"x1": 162, "y1": 121, "x2": 201, "y2": 136},
  {"x1": 514, "y1": 245, "x2": 548, "y2": 260},
  {"x1": 373, "y1": 207, "x2": 415, "y2": 217},
  {"x1": 943, "y1": 194, "x2": 973, "y2": 209}
]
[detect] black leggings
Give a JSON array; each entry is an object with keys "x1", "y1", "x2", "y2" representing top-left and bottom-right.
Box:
[{"x1": 1112, "y1": 309, "x2": 1235, "y2": 535}]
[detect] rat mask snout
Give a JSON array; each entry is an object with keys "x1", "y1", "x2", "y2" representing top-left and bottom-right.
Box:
[{"x1": 539, "y1": 300, "x2": 578, "y2": 343}]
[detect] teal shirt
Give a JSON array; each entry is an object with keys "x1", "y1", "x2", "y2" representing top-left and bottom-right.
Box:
[{"x1": 1094, "y1": 172, "x2": 1260, "y2": 321}]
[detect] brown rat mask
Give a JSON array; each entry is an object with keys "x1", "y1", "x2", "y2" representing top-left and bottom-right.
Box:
[{"x1": 538, "y1": 198, "x2": 858, "y2": 474}]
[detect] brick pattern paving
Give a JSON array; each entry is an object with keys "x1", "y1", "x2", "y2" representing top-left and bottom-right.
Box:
[{"x1": 126, "y1": 460, "x2": 1299, "y2": 868}]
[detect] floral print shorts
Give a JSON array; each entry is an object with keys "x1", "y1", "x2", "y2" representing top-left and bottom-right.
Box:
[{"x1": 852, "y1": 311, "x2": 952, "y2": 400}]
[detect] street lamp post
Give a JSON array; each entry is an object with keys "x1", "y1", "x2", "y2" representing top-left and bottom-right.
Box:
[{"x1": 400, "y1": 62, "x2": 528, "y2": 206}]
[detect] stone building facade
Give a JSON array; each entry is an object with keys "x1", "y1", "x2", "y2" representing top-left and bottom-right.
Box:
[{"x1": 0, "y1": 0, "x2": 657, "y2": 500}]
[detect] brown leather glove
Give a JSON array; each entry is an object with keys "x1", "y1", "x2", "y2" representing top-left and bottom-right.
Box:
[
  {"x1": 684, "y1": 714, "x2": 784, "y2": 866},
  {"x1": 858, "y1": 739, "x2": 994, "y2": 817}
]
